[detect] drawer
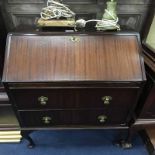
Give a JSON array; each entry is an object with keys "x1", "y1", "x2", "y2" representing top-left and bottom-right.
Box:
[
  {"x1": 12, "y1": 88, "x2": 139, "y2": 110},
  {"x1": 19, "y1": 108, "x2": 129, "y2": 127}
]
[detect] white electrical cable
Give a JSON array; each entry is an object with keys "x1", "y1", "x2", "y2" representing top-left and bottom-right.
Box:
[
  {"x1": 75, "y1": 8, "x2": 120, "y2": 31},
  {"x1": 40, "y1": 0, "x2": 75, "y2": 20},
  {"x1": 40, "y1": 0, "x2": 120, "y2": 31},
  {"x1": 75, "y1": 19, "x2": 101, "y2": 28}
]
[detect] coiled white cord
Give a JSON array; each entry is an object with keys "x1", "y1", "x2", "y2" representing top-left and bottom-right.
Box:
[
  {"x1": 96, "y1": 9, "x2": 120, "y2": 30},
  {"x1": 40, "y1": 0, "x2": 120, "y2": 31},
  {"x1": 75, "y1": 8, "x2": 120, "y2": 31},
  {"x1": 41, "y1": 0, "x2": 75, "y2": 20}
]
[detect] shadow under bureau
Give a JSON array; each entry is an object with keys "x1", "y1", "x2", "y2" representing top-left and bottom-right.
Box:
[{"x1": 2, "y1": 32, "x2": 146, "y2": 148}]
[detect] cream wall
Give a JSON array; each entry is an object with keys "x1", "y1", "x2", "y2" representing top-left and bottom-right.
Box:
[{"x1": 146, "y1": 15, "x2": 155, "y2": 50}]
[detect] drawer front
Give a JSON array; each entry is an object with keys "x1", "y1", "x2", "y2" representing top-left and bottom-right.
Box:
[
  {"x1": 12, "y1": 88, "x2": 139, "y2": 110},
  {"x1": 19, "y1": 108, "x2": 129, "y2": 127}
]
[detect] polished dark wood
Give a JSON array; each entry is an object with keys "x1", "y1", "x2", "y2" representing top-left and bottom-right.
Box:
[
  {"x1": 11, "y1": 88, "x2": 139, "y2": 110},
  {"x1": 127, "y1": 67, "x2": 155, "y2": 147},
  {"x1": 3, "y1": 32, "x2": 146, "y2": 148},
  {"x1": 21, "y1": 130, "x2": 35, "y2": 148},
  {"x1": 139, "y1": 1, "x2": 155, "y2": 120},
  {"x1": 120, "y1": 8, "x2": 155, "y2": 150},
  {"x1": 139, "y1": 77, "x2": 155, "y2": 119},
  {"x1": 19, "y1": 108, "x2": 129, "y2": 128},
  {"x1": 134, "y1": 62, "x2": 155, "y2": 122},
  {"x1": 3, "y1": 32, "x2": 145, "y2": 82}
]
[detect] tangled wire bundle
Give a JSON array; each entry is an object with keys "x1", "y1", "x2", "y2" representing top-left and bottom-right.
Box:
[
  {"x1": 40, "y1": 0, "x2": 75, "y2": 20},
  {"x1": 75, "y1": 9, "x2": 120, "y2": 30}
]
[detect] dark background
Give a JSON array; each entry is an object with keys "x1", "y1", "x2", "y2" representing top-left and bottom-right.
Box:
[
  {"x1": 0, "y1": 0, "x2": 154, "y2": 32},
  {"x1": 0, "y1": 0, "x2": 154, "y2": 78}
]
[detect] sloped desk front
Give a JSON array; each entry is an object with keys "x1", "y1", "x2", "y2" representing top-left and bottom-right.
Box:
[{"x1": 2, "y1": 32, "x2": 146, "y2": 148}]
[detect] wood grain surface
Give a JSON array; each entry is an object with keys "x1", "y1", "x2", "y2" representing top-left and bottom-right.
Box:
[
  {"x1": 3, "y1": 33, "x2": 144, "y2": 82},
  {"x1": 11, "y1": 88, "x2": 139, "y2": 110}
]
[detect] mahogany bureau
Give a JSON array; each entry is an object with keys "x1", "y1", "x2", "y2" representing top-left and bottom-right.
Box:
[{"x1": 2, "y1": 32, "x2": 146, "y2": 148}]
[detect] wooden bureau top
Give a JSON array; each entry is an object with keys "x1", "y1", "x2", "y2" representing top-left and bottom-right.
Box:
[{"x1": 2, "y1": 32, "x2": 146, "y2": 83}]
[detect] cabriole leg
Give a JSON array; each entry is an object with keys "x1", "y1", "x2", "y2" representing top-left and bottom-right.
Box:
[
  {"x1": 21, "y1": 131, "x2": 35, "y2": 148},
  {"x1": 115, "y1": 127, "x2": 134, "y2": 149}
]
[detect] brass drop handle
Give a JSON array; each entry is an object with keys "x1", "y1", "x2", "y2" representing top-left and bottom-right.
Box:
[
  {"x1": 101, "y1": 96, "x2": 112, "y2": 105},
  {"x1": 98, "y1": 115, "x2": 107, "y2": 123},
  {"x1": 42, "y1": 116, "x2": 52, "y2": 124},
  {"x1": 38, "y1": 96, "x2": 48, "y2": 105}
]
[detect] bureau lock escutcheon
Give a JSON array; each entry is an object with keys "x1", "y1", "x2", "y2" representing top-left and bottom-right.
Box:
[
  {"x1": 101, "y1": 96, "x2": 112, "y2": 105},
  {"x1": 38, "y1": 96, "x2": 48, "y2": 105},
  {"x1": 42, "y1": 116, "x2": 52, "y2": 124},
  {"x1": 70, "y1": 36, "x2": 80, "y2": 42}
]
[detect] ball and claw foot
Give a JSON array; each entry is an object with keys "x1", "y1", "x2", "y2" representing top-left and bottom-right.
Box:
[
  {"x1": 26, "y1": 137, "x2": 35, "y2": 149},
  {"x1": 21, "y1": 131, "x2": 35, "y2": 149},
  {"x1": 115, "y1": 140, "x2": 133, "y2": 149},
  {"x1": 22, "y1": 134, "x2": 35, "y2": 149},
  {"x1": 27, "y1": 142, "x2": 35, "y2": 149}
]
